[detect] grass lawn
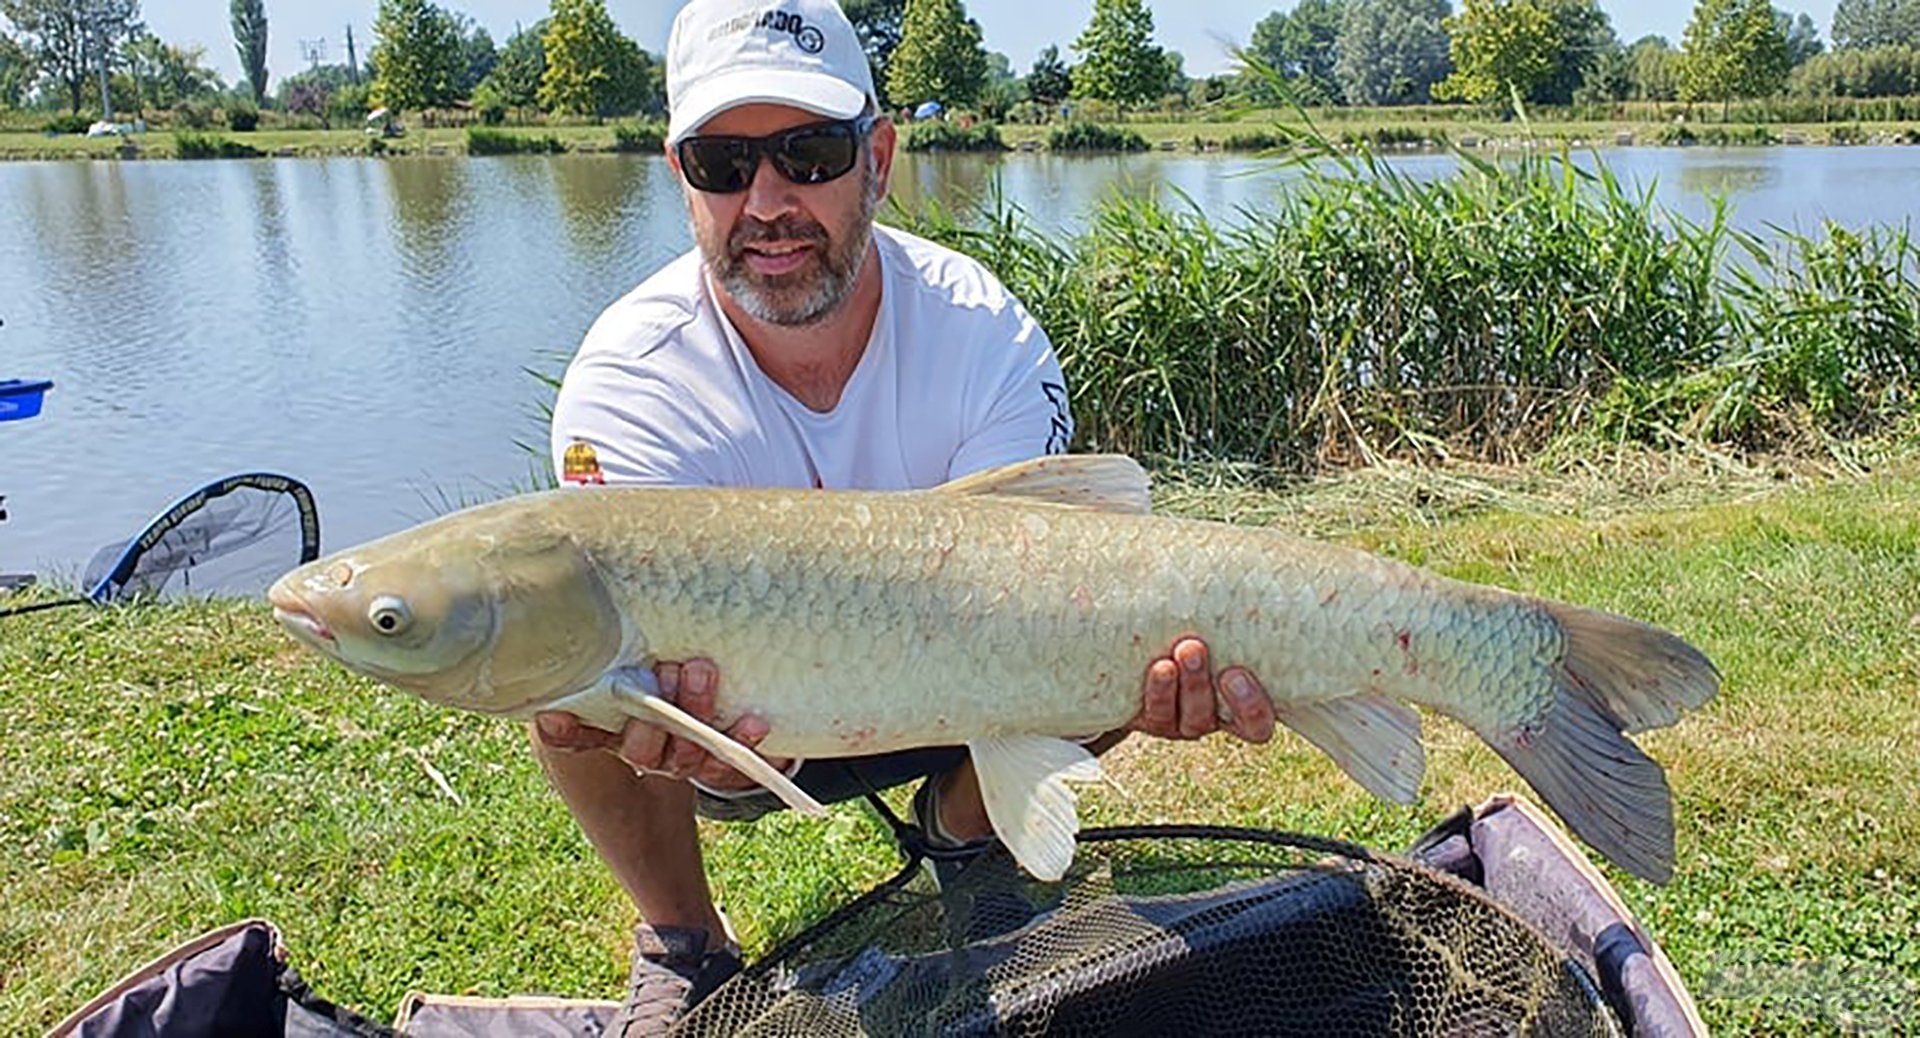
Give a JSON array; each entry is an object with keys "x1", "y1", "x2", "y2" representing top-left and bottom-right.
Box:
[{"x1": 3, "y1": 468, "x2": 1918, "y2": 1033}]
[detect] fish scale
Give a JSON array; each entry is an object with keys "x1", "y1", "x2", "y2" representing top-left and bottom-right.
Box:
[
  {"x1": 567, "y1": 489, "x2": 1559, "y2": 758},
  {"x1": 271, "y1": 455, "x2": 1718, "y2": 882}
]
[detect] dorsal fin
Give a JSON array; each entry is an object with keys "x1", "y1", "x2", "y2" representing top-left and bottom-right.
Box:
[{"x1": 935, "y1": 455, "x2": 1151, "y2": 514}]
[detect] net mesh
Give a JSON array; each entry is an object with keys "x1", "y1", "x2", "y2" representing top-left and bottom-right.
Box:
[
  {"x1": 674, "y1": 826, "x2": 1622, "y2": 1038},
  {"x1": 81, "y1": 479, "x2": 317, "y2": 602}
]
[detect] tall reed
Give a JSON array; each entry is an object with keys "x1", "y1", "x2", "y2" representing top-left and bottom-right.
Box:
[{"x1": 894, "y1": 124, "x2": 1919, "y2": 473}]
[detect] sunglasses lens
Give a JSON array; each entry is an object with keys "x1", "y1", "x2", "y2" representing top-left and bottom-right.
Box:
[
  {"x1": 679, "y1": 138, "x2": 757, "y2": 193},
  {"x1": 770, "y1": 124, "x2": 859, "y2": 185}
]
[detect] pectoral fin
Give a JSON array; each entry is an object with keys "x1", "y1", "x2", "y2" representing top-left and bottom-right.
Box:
[
  {"x1": 967, "y1": 735, "x2": 1103, "y2": 881},
  {"x1": 606, "y1": 681, "x2": 829, "y2": 819},
  {"x1": 1274, "y1": 694, "x2": 1426, "y2": 804}
]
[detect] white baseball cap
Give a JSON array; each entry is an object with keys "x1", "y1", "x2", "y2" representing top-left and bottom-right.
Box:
[{"x1": 666, "y1": 0, "x2": 879, "y2": 146}]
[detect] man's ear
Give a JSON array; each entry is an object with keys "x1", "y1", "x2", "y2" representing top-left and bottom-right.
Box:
[{"x1": 870, "y1": 117, "x2": 898, "y2": 200}]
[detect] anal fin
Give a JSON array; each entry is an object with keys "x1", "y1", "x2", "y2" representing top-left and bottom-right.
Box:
[
  {"x1": 1274, "y1": 694, "x2": 1425, "y2": 804},
  {"x1": 968, "y1": 735, "x2": 1103, "y2": 881}
]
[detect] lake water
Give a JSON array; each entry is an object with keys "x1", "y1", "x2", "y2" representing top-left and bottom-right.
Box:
[{"x1": 4, "y1": 146, "x2": 1919, "y2": 587}]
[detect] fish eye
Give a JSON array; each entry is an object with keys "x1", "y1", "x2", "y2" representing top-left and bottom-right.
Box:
[{"x1": 368, "y1": 596, "x2": 412, "y2": 636}]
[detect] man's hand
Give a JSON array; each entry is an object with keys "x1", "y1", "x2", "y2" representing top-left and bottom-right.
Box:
[
  {"x1": 532, "y1": 659, "x2": 791, "y2": 793},
  {"x1": 1131, "y1": 637, "x2": 1276, "y2": 743}
]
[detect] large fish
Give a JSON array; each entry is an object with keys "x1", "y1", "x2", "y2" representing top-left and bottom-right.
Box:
[{"x1": 269, "y1": 456, "x2": 1717, "y2": 883}]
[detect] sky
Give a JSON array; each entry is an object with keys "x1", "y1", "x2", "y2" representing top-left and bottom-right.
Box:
[{"x1": 133, "y1": 0, "x2": 1845, "y2": 90}]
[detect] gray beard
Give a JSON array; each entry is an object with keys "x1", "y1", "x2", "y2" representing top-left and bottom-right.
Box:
[{"x1": 704, "y1": 162, "x2": 881, "y2": 327}]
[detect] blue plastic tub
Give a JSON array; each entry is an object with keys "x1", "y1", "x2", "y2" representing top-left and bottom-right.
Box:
[{"x1": 0, "y1": 379, "x2": 53, "y2": 422}]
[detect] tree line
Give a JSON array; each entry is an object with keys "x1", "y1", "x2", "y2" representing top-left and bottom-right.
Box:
[
  {"x1": 6, "y1": 0, "x2": 1920, "y2": 124},
  {"x1": 0, "y1": 0, "x2": 663, "y2": 123},
  {"x1": 864, "y1": 0, "x2": 1920, "y2": 116}
]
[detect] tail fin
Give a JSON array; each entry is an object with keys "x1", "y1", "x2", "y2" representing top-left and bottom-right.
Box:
[{"x1": 1486, "y1": 604, "x2": 1720, "y2": 884}]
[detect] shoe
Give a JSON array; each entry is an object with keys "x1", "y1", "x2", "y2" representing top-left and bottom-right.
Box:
[
  {"x1": 910, "y1": 778, "x2": 997, "y2": 891},
  {"x1": 608, "y1": 923, "x2": 744, "y2": 1037}
]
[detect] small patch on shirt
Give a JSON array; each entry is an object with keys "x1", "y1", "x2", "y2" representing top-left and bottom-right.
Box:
[{"x1": 563, "y1": 441, "x2": 606, "y2": 485}]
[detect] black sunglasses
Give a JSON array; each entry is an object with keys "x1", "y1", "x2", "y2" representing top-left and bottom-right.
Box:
[{"x1": 676, "y1": 116, "x2": 876, "y2": 194}]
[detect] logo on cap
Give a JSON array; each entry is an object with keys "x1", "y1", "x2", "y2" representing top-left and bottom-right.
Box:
[{"x1": 709, "y1": 8, "x2": 825, "y2": 54}]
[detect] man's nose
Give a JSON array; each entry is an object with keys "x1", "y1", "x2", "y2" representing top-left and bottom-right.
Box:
[{"x1": 739, "y1": 155, "x2": 799, "y2": 224}]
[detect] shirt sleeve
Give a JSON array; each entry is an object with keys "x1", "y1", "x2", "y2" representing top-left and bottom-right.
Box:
[
  {"x1": 946, "y1": 300, "x2": 1075, "y2": 480},
  {"x1": 549, "y1": 354, "x2": 717, "y2": 489}
]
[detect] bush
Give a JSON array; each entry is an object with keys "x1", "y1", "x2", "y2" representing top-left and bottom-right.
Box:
[
  {"x1": 225, "y1": 104, "x2": 259, "y2": 132},
  {"x1": 42, "y1": 113, "x2": 92, "y2": 134},
  {"x1": 904, "y1": 120, "x2": 1007, "y2": 153},
  {"x1": 1221, "y1": 130, "x2": 1294, "y2": 152},
  {"x1": 1828, "y1": 123, "x2": 1868, "y2": 145},
  {"x1": 1657, "y1": 124, "x2": 1778, "y2": 147},
  {"x1": 465, "y1": 126, "x2": 566, "y2": 155},
  {"x1": 174, "y1": 132, "x2": 261, "y2": 159},
  {"x1": 612, "y1": 121, "x2": 665, "y2": 153},
  {"x1": 1046, "y1": 122, "x2": 1148, "y2": 153}
]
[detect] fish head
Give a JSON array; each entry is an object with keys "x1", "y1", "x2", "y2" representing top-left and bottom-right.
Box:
[{"x1": 269, "y1": 509, "x2": 625, "y2": 715}]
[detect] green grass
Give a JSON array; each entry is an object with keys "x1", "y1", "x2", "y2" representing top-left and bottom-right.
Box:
[
  {"x1": 465, "y1": 126, "x2": 567, "y2": 156},
  {"x1": 3, "y1": 468, "x2": 1918, "y2": 1032},
  {"x1": 1045, "y1": 121, "x2": 1150, "y2": 153},
  {"x1": 903, "y1": 120, "x2": 1008, "y2": 153}
]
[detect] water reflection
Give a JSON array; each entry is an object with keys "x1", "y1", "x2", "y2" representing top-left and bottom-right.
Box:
[{"x1": 1675, "y1": 160, "x2": 1779, "y2": 200}]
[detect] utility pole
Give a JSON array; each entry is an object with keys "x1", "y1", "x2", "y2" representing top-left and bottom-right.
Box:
[
  {"x1": 345, "y1": 24, "x2": 359, "y2": 83},
  {"x1": 300, "y1": 37, "x2": 326, "y2": 73}
]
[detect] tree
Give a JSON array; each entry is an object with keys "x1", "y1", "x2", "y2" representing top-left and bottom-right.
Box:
[
  {"x1": 1574, "y1": 38, "x2": 1630, "y2": 101},
  {"x1": 478, "y1": 19, "x2": 545, "y2": 108},
  {"x1": 1778, "y1": 9, "x2": 1824, "y2": 64},
  {"x1": 1434, "y1": 0, "x2": 1559, "y2": 103},
  {"x1": 370, "y1": 0, "x2": 463, "y2": 111},
  {"x1": 230, "y1": 0, "x2": 265, "y2": 104},
  {"x1": 125, "y1": 32, "x2": 223, "y2": 108},
  {"x1": 887, "y1": 0, "x2": 988, "y2": 106},
  {"x1": 1832, "y1": 0, "x2": 1920, "y2": 49},
  {"x1": 1335, "y1": 0, "x2": 1452, "y2": 105},
  {"x1": 1535, "y1": 0, "x2": 1614, "y2": 104},
  {"x1": 1624, "y1": 33, "x2": 1680, "y2": 98},
  {"x1": 1246, "y1": 0, "x2": 1345, "y2": 103},
  {"x1": 1, "y1": 0, "x2": 144, "y2": 114},
  {"x1": 448, "y1": 11, "x2": 495, "y2": 96},
  {"x1": 1680, "y1": 0, "x2": 1791, "y2": 106},
  {"x1": 2, "y1": 32, "x2": 35, "y2": 107},
  {"x1": 843, "y1": 0, "x2": 905, "y2": 104},
  {"x1": 1071, "y1": 0, "x2": 1168, "y2": 104},
  {"x1": 1025, "y1": 42, "x2": 1071, "y2": 104},
  {"x1": 539, "y1": 0, "x2": 655, "y2": 117}
]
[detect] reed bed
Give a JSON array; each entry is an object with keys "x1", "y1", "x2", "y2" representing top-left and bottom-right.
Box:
[{"x1": 895, "y1": 127, "x2": 1920, "y2": 477}]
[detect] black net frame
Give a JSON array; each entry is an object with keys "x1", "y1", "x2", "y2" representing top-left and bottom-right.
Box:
[{"x1": 83, "y1": 472, "x2": 320, "y2": 604}]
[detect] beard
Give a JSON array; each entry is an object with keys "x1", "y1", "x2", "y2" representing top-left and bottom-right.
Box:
[{"x1": 699, "y1": 159, "x2": 880, "y2": 327}]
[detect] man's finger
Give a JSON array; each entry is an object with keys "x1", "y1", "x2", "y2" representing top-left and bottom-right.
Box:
[
  {"x1": 1174, "y1": 638, "x2": 1217, "y2": 739},
  {"x1": 694, "y1": 714, "x2": 788, "y2": 791},
  {"x1": 654, "y1": 661, "x2": 682, "y2": 701},
  {"x1": 666, "y1": 660, "x2": 719, "y2": 775},
  {"x1": 617, "y1": 719, "x2": 670, "y2": 773},
  {"x1": 1219, "y1": 668, "x2": 1276, "y2": 744},
  {"x1": 533, "y1": 711, "x2": 618, "y2": 752},
  {"x1": 1137, "y1": 658, "x2": 1179, "y2": 737}
]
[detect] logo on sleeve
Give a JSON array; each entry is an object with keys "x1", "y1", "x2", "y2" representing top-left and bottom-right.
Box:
[
  {"x1": 1041, "y1": 381, "x2": 1071, "y2": 455},
  {"x1": 563, "y1": 441, "x2": 606, "y2": 485}
]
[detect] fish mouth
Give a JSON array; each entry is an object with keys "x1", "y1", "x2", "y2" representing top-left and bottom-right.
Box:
[{"x1": 268, "y1": 580, "x2": 336, "y2": 648}]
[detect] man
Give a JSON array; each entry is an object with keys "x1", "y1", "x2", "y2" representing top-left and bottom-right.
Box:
[{"x1": 536, "y1": 1, "x2": 1277, "y2": 1032}]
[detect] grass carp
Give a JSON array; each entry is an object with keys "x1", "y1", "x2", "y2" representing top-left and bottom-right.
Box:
[{"x1": 268, "y1": 456, "x2": 1718, "y2": 883}]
